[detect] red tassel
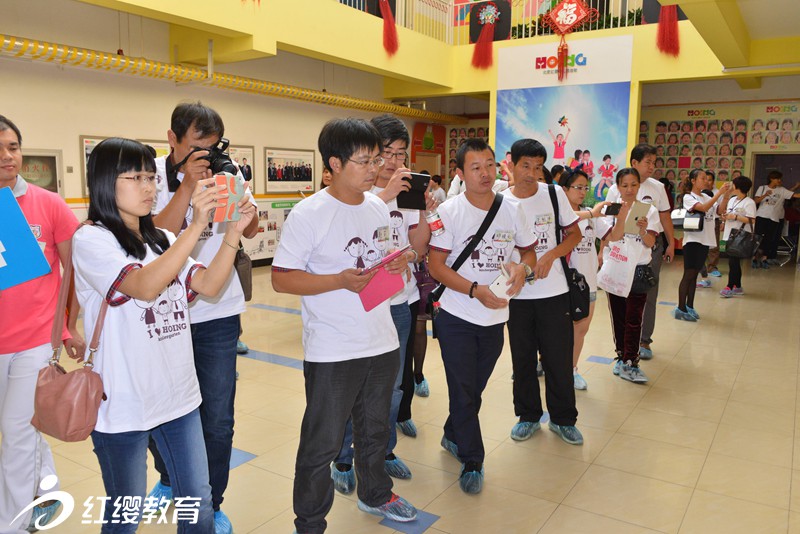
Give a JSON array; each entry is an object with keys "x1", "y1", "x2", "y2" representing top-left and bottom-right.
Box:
[
  {"x1": 379, "y1": 0, "x2": 399, "y2": 56},
  {"x1": 657, "y1": 5, "x2": 680, "y2": 56},
  {"x1": 472, "y1": 22, "x2": 495, "y2": 69},
  {"x1": 557, "y1": 37, "x2": 567, "y2": 81}
]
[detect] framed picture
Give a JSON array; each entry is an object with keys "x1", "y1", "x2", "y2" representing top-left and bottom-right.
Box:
[
  {"x1": 80, "y1": 135, "x2": 109, "y2": 198},
  {"x1": 229, "y1": 145, "x2": 256, "y2": 193},
  {"x1": 21, "y1": 149, "x2": 63, "y2": 195},
  {"x1": 137, "y1": 139, "x2": 171, "y2": 159},
  {"x1": 265, "y1": 148, "x2": 315, "y2": 194}
]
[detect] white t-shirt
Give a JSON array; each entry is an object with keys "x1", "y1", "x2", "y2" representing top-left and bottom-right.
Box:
[
  {"x1": 153, "y1": 156, "x2": 256, "y2": 324},
  {"x1": 755, "y1": 185, "x2": 794, "y2": 222},
  {"x1": 372, "y1": 185, "x2": 419, "y2": 306},
  {"x1": 502, "y1": 185, "x2": 580, "y2": 299},
  {"x1": 606, "y1": 177, "x2": 671, "y2": 213},
  {"x1": 272, "y1": 189, "x2": 399, "y2": 363},
  {"x1": 72, "y1": 225, "x2": 202, "y2": 433},
  {"x1": 432, "y1": 187, "x2": 447, "y2": 204},
  {"x1": 722, "y1": 196, "x2": 757, "y2": 241},
  {"x1": 596, "y1": 205, "x2": 663, "y2": 265},
  {"x1": 430, "y1": 193, "x2": 537, "y2": 326},
  {"x1": 570, "y1": 218, "x2": 598, "y2": 293},
  {"x1": 683, "y1": 193, "x2": 718, "y2": 247}
]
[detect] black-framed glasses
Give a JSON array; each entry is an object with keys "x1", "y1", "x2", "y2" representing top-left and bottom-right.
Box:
[
  {"x1": 382, "y1": 150, "x2": 407, "y2": 163},
  {"x1": 347, "y1": 156, "x2": 385, "y2": 169}
]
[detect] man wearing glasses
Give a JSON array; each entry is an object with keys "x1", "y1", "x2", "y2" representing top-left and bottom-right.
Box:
[
  {"x1": 330, "y1": 115, "x2": 432, "y2": 494},
  {"x1": 502, "y1": 139, "x2": 585, "y2": 447},
  {"x1": 273, "y1": 118, "x2": 418, "y2": 533}
]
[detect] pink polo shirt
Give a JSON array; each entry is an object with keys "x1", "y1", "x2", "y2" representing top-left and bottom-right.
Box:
[{"x1": 0, "y1": 177, "x2": 79, "y2": 353}]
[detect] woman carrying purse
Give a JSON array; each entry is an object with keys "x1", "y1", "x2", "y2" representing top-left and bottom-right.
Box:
[
  {"x1": 71, "y1": 138, "x2": 255, "y2": 533},
  {"x1": 596, "y1": 168, "x2": 662, "y2": 384},
  {"x1": 719, "y1": 176, "x2": 756, "y2": 298}
]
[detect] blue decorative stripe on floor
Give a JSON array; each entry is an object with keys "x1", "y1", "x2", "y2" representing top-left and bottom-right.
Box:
[
  {"x1": 658, "y1": 301, "x2": 677, "y2": 306},
  {"x1": 240, "y1": 349, "x2": 303, "y2": 370},
  {"x1": 539, "y1": 412, "x2": 550, "y2": 423},
  {"x1": 381, "y1": 510, "x2": 440, "y2": 533},
  {"x1": 229, "y1": 447, "x2": 257, "y2": 470},
  {"x1": 249, "y1": 303, "x2": 302, "y2": 315},
  {"x1": 587, "y1": 356, "x2": 614, "y2": 364}
]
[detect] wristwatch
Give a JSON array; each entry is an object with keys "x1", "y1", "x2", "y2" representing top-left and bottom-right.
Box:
[{"x1": 523, "y1": 263, "x2": 536, "y2": 284}]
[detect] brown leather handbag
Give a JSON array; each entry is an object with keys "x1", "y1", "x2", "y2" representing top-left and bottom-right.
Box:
[{"x1": 31, "y1": 225, "x2": 107, "y2": 442}]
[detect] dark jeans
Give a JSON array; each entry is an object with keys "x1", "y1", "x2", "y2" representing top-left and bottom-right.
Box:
[
  {"x1": 608, "y1": 292, "x2": 648, "y2": 363},
  {"x1": 398, "y1": 300, "x2": 419, "y2": 422},
  {"x1": 728, "y1": 256, "x2": 742, "y2": 289},
  {"x1": 434, "y1": 309, "x2": 504, "y2": 464},
  {"x1": 150, "y1": 315, "x2": 239, "y2": 511},
  {"x1": 640, "y1": 236, "x2": 664, "y2": 346},
  {"x1": 336, "y1": 305, "x2": 410, "y2": 464},
  {"x1": 92, "y1": 409, "x2": 214, "y2": 534},
  {"x1": 507, "y1": 293, "x2": 577, "y2": 426},
  {"x1": 294, "y1": 350, "x2": 398, "y2": 534}
]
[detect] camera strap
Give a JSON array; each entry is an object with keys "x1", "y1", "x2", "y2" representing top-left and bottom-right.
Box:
[{"x1": 166, "y1": 152, "x2": 189, "y2": 193}]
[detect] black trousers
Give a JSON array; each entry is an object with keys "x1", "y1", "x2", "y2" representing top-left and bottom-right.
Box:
[
  {"x1": 728, "y1": 256, "x2": 742, "y2": 289},
  {"x1": 507, "y1": 293, "x2": 577, "y2": 427},
  {"x1": 398, "y1": 300, "x2": 419, "y2": 422}
]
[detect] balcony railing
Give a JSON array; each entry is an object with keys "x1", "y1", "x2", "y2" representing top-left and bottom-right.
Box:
[{"x1": 337, "y1": 0, "x2": 644, "y2": 45}]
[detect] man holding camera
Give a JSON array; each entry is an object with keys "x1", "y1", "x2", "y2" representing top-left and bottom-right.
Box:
[{"x1": 148, "y1": 101, "x2": 258, "y2": 534}]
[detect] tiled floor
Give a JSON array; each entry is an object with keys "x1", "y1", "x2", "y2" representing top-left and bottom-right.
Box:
[{"x1": 47, "y1": 258, "x2": 800, "y2": 533}]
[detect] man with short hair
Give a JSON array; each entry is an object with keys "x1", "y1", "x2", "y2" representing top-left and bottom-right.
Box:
[
  {"x1": 0, "y1": 115, "x2": 85, "y2": 532},
  {"x1": 605, "y1": 144, "x2": 674, "y2": 360},
  {"x1": 503, "y1": 139, "x2": 584, "y2": 446},
  {"x1": 429, "y1": 138, "x2": 537, "y2": 494},
  {"x1": 273, "y1": 118, "x2": 417, "y2": 533},
  {"x1": 240, "y1": 157, "x2": 252, "y2": 182},
  {"x1": 147, "y1": 101, "x2": 259, "y2": 534}
]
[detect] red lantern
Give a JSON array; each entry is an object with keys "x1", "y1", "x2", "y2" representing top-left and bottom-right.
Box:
[{"x1": 542, "y1": 0, "x2": 598, "y2": 81}]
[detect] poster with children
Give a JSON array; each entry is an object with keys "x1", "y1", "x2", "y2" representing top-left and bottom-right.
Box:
[
  {"x1": 496, "y1": 36, "x2": 633, "y2": 204},
  {"x1": 495, "y1": 82, "x2": 631, "y2": 204}
]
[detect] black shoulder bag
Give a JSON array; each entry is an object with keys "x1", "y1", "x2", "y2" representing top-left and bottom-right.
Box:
[
  {"x1": 427, "y1": 194, "x2": 503, "y2": 323},
  {"x1": 547, "y1": 185, "x2": 591, "y2": 321}
]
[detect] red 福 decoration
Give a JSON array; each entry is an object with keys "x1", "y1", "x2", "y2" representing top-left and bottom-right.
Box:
[
  {"x1": 657, "y1": 5, "x2": 680, "y2": 56},
  {"x1": 472, "y1": 2, "x2": 501, "y2": 69},
  {"x1": 379, "y1": 0, "x2": 399, "y2": 56},
  {"x1": 542, "y1": 0, "x2": 598, "y2": 81}
]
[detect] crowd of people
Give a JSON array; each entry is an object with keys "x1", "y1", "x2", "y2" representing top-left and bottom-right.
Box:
[{"x1": 1, "y1": 106, "x2": 797, "y2": 534}]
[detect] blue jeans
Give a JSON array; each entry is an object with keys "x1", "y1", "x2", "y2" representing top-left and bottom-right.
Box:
[
  {"x1": 91, "y1": 409, "x2": 213, "y2": 534},
  {"x1": 335, "y1": 304, "x2": 411, "y2": 464},
  {"x1": 150, "y1": 314, "x2": 239, "y2": 511}
]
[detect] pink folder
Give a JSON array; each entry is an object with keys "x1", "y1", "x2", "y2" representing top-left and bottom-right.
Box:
[{"x1": 359, "y1": 245, "x2": 411, "y2": 312}]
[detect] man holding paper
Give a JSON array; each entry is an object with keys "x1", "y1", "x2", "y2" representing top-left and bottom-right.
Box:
[{"x1": 273, "y1": 118, "x2": 418, "y2": 533}]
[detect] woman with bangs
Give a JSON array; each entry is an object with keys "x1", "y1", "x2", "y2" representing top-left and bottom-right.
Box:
[{"x1": 70, "y1": 138, "x2": 255, "y2": 533}]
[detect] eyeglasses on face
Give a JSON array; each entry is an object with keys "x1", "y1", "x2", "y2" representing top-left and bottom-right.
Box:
[
  {"x1": 382, "y1": 150, "x2": 407, "y2": 163},
  {"x1": 568, "y1": 185, "x2": 591, "y2": 192},
  {"x1": 118, "y1": 174, "x2": 157, "y2": 186},
  {"x1": 347, "y1": 156, "x2": 385, "y2": 169}
]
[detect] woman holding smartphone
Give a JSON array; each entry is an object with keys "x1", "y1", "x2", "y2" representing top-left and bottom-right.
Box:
[
  {"x1": 674, "y1": 170, "x2": 730, "y2": 321},
  {"x1": 559, "y1": 168, "x2": 607, "y2": 390},
  {"x1": 71, "y1": 138, "x2": 255, "y2": 533}
]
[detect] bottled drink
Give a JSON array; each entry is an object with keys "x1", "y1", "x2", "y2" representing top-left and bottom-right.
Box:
[{"x1": 425, "y1": 209, "x2": 445, "y2": 236}]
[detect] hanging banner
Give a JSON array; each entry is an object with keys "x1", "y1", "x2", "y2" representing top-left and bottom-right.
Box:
[{"x1": 496, "y1": 36, "x2": 633, "y2": 203}]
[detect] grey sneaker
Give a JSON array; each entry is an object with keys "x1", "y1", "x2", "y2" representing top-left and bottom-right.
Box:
[
  {"x1": 357, "y1": 493, "x2": 417, "y2": 522},
  {"x1": 548, "y1": 422, "x2": 584, "y2": 445},
  {"x1": 618, "y1": 363, "x2": 649, "y2": 383},
  {"x1": 510, "y1": 421, "x2": 541, "y2": 441},
  {"x1": 732, "y1": 287, "x2": 744, "y2": 296}
]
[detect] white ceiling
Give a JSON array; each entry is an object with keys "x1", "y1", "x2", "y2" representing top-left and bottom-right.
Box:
[{"x1": 736, "y1": 0, "x2": 800, "y2": 40}]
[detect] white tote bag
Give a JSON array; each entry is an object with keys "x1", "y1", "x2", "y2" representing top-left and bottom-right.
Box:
[{"x1": 597, "y1": 238, "x2": 641, "y2": 298}]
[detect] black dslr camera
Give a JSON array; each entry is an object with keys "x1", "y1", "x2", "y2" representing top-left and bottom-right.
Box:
[{"x1": 191, "y1": 138, "x2": 238, "y2": 175}]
